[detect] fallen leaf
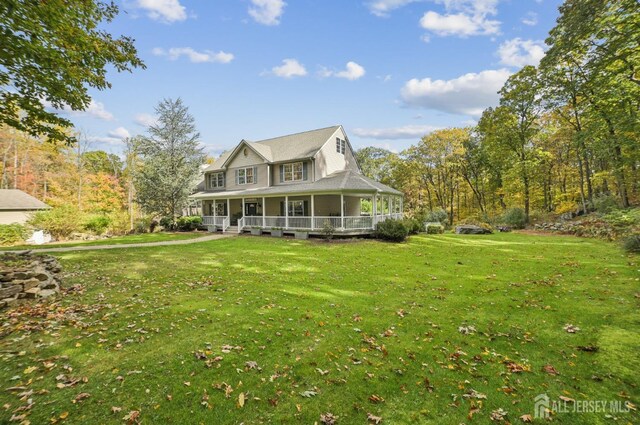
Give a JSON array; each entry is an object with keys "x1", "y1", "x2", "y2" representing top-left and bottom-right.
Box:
[
  {"x1": 542, "y1": 364, "x2": 559, "y2": 375},
  {"x1": 238, "y1": 392, "x2": 245, "y2": 408},
  {"x1": 520, "y1": 414, "x2": 533, "y2": 422},
  {"x1": 368, "y1": 394, "x2": 385, "y2": 404},
  {"x1": 111, "y1": 406, "x2": 122, "y2": 414},
  {"x1": 320, "y1": 412, "x2": 338, "y2": 425},
  {"x1": 367, "y1": 413, "x2": 383, "y2": 424},
  {"x1": 122, "y1": 410, "x2": 140, "y2": 424}
]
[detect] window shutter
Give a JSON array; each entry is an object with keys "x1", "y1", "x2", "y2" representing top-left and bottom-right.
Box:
[
  {"x1": 253, "y1": 166, "x2": 257, "y2": 184},
  {"x1": 302, "y1": 162, "x2": 308, "y2": 181},
  {"x1": 235, "y1": 169, "x2": 239, "y2": 185},
  {"x1": 279, "y1": 165, "x2": 284, "y2": 183},
  {"x1": 222, "y1": 172, "x2": 225, "y2": 187},
  {"x1": 280, "y1": 201, "x2": 284, "y2": 216},
  {"x1": 303, "y1": 200, "x2": 309, "y2": 216}
]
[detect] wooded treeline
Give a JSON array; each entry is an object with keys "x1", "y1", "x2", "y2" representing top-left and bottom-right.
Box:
[{"x1": 357, "y1": 0, "x2": 639, "y2": 224}]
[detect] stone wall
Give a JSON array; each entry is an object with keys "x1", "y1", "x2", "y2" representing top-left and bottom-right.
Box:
[{"x1": 0, "y1": 251, "x2": 62, "y2": 309}]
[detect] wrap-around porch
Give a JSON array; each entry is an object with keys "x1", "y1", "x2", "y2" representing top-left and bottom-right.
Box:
[{"x1": 199, "y1": 193, "x2": 403, "y2": 234}]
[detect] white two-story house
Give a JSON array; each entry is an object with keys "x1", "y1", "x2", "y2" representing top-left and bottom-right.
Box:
[{"x1": 190, "y1": 125, "x2": 403, "y2": 235}]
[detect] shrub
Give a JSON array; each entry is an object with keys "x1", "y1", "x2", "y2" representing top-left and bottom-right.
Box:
[
  {"x1": 375, "y1": 219, "x2": 409, "y2": 242},
  {"x1": 135, "y1": 216, "x2": 152, "y2": 233},
  {"x1": 176, "y1": 216, "x2": 202, "y2": 231},
  {"x1": 402, "y1": 218, "x2": 422, "y2": 235},
  {"x1": 425, "y1": 223, "x2": 444, "y2": 234},
  {"x1": 0, "y1": 224, "x2": 28, "y2": 245},
  {"x1": 501, "y1": 208, "x2": 527, "y2": 229},
  {"x1": 83, "y1": 215, "x2": 111, "y2": 235},
  {"x1": 321, "y1": 220, "x2": 335, "y2": 241},
  {"x1": 591, "y1": 194, "x2": 620, "y2": 214},
  {"x1": 422, "y1": 209, "x2": 448, "y2": 226},
  {"x1": 622, "y1": 235, "x2": 640, "y2": 253},
  {"x1": 108, "y1": 211, "x2": 131, "y2": 235},
  {"x1": 159, "y1": 216, "x2": 174, "y2": 230},
  {"x1": 28, "y1": 205, "x2": 83, "y2": 239}
]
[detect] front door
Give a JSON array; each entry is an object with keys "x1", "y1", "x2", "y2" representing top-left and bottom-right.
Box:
[{"x1": 245, "y1": 202, "x2": 258, "y2": 216}]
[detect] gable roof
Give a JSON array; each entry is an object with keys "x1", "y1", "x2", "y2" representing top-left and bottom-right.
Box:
[
  {"x1": 205, "y1": 125, "x2": 341, "y2": 172},
  {"x1": 0, "y1": 189, "x2": 49, "y2": 210}
]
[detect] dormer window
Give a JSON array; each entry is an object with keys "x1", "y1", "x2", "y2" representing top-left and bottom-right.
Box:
[
  {"x1": 336, "y1": 138, "x2": 345, "y2": 154},
  {"x1": 209, "y1": 172, "x2": 225, "y2": 188}
]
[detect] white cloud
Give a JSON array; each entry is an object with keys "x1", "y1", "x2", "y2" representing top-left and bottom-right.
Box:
[
  {"x1": 43, "y1": 99, "x2": 114, "y2": 121},
  {"x1": 248, "y1": 0, "x2": 286, "y2": 25},
  {"x1": 109, "y1": 127, "x2": 131, "y2": 139},
  {"x1": 400, "y1": 68, "x2": 512, "y2": 116},
  {"x1": 497, "y1": 38, "x2": 546, "y2": 67},
  {"x1": 320, "y1": 61, "x2": 366, "y2": 81},
  {"x1": 353, "y1": 125, "x2": 441, "y2": 140},
  {"x1": 89, "y1": 127, "x2": 131, "y2": 145},
  {"x1": 269, "y1": 59, "x2": 307, "y2": 78},
  {"x1": 134, "y1": 113, "x2": 158, "y2": 127},
  {"x1": 522, "y1": 11, "x2": 538, "y2": 26},
  {"x1": 366, "y1": 0, "x2": 418, "y2": 17},
  {"x1": 135, "y1": 0, "x2": 187, "y2": 23},
  {"x1": 152, "y1": 47, "x2": 234, "y2": 64},
  {"x1": 420, "y1": 0, "x2": 501, "y2": 38}
]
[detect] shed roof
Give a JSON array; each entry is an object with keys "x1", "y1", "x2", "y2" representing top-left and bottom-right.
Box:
[{"x1": 0, "y1": 189, "x2": 49, "y2": 210}]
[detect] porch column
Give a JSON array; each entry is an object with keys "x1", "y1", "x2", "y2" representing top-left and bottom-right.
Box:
[
  {"x1": 213, "y1": 200, "x2": 216, "y2": 228},
  {"x1": 311, "y1": 195, "x2": 315, "y2": 230},
  {"x1": 242, "y1": 198, "x2": 245, "y2": 218},
  {"x1": 262, "y1": 197, "x2": 266, "y2": 228},
  {"x1": 340, "y1": 193, "x2": 344, "y2": 230},
  {"x1": 372, "y1": 194, "x2": 377, "y2": 228},
  {"x1": 226, "y1": 199, "x2": 230, "y2": 220},
  {"x1": 285, "y1": 195, "x2": 289, "y2": 229}
]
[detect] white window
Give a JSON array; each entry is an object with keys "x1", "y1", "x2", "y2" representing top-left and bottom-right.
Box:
[
  {"x1": 288, "y1": 200, "x2": 305, "y2": 216},
  {"x1": 237, "y1": 167, "x2": 255, "y2": 185},
  {"x1": 283, "y1": 162, "x2": 304, "y2": 182},
  {"x1": 209, "y1": 172, "x2": 224, "y2": 188},
  {"x1": 336, "y1": 138, "x2": 346, "y2": 154}
]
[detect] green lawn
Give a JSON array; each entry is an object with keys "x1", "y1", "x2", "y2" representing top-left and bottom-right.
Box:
[
  {"x1": 0, "y1": 232, "x2": 205, "y2": 250},
  {"x1": 1, "y1": 234, "x2": 638, "y2": 424}
]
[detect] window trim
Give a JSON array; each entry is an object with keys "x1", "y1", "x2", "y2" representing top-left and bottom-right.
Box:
[
  {"x1": 287, "y1": 200, "x2": 305, "y2": 216},
  {"x1": 209, "y1": 172, "x2": 225, "y2": 189},
  {"x1": 336, "y1": 137, "x2": 346, "y2": 155},
  {"x1": 282, "y1": 162, "x2": 304, "y2": 182},
  {"x1": 237, "y1": 167, "x2": 255, "y2": 185}
]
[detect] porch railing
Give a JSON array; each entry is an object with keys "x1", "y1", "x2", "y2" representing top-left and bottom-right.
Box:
[{"x1": 204, "y1": 213, "x2": 404, "y2": 233}]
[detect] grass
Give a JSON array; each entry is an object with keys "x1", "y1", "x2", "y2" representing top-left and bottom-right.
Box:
[
  {"x1": 0, "y1": 233, "x2": 638, "y2": 424},
  {"x1": 0, "y1": 232, "x2": 206, "y2": 250}
]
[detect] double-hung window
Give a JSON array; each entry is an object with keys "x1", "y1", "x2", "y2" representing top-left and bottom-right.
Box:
[
  {"x1": 209, "y1": 172, "x2": 224, "y2": 188},
  {"x1": 288, "y1": 200, "x2": 305, "y2": 216},
  {"x1": 282, "y1": 162, "x2": 304, "y2": 182},
  {"x1": 336, "y1": 138, "x2": 346, "y2": 154},
  {"x1": 237, "y1": 167, "x2": 256, "y2": 185}
]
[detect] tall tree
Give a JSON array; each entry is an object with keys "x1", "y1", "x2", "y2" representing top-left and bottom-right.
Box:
[
  {"x1": 135, "y1": 99, "x2": 205, "y2": 225},
  {"x1": 355, "y1": 147, "x2": 397, "y2": 184},
  {"x1": 0, "y1": 0, "x2": 145, "y2": 144}
]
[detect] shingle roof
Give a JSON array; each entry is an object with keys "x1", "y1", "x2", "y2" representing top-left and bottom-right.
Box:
[
  {"x1": 0, "y1": 189, "x2": 49, "y2": 210},
  {"x1": 205, "y1": 125, "x2": 341, "y2": 172},
  {"x1": 190, "y1": 170, "x2": 402, "y2": 199}
]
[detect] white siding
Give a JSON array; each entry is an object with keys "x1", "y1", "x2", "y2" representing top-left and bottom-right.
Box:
[
  {"x1": 226, "y1": 145, "x2": 266, "y2": 168},
  {"x1": 0, "y1": 211, "x2": 32, "y2": 225},
  {"x1": 225, "y1": 164, "x2": 269, "y2": 190},
  {"x1": 314, "y1": 127, "x2": 360, "y2": 179}
]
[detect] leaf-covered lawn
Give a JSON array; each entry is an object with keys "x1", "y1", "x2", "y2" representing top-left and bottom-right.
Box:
[
  {"x1": 1, "y1": 234, "x2": 638, "y2": 424},
  {"x1": 0, "y1": 232, "x2": 205, "y2": 250}
]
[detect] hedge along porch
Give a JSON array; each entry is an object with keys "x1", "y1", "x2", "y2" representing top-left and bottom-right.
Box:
[{"x1": 196, "y1": 190, "x2": 403, "y2": 235}]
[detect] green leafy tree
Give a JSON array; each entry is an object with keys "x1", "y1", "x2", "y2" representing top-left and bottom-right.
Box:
[
  {"x1": 355, "y1": 147, "x2": 398, "y2": 184},
  {"x1": 0, "y1": 0, "x2": 145, "y2": 144},
  {"x1": 135, "y1": 99, "x2": 205, "y2": 225}
]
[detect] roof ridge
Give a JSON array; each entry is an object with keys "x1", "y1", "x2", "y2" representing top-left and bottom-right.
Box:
[{"x1": 253, "y1": 125, "x2": 340, "y2": 145}]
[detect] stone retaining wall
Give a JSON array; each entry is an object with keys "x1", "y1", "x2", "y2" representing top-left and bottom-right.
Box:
[{"x1": 0, "y1": 251, "x2": 62, "y2": 309}]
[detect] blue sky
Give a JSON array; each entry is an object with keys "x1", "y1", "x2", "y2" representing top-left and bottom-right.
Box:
[{"x1": 56, "y1": 0, "x2": 563, "y2": 157}]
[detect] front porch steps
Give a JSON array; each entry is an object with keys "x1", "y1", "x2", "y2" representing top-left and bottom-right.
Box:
[{"x1": 224, "y1": 226, "x2": 238, "y2": 233}]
